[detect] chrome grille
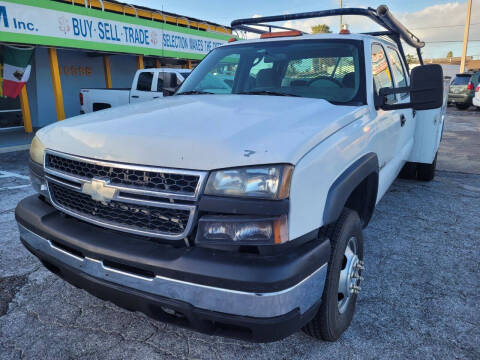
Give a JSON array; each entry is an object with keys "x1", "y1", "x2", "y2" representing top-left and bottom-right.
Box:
[
  {"x1": 49, "y1": 183, "x2": 191, "y2": 236},
  {"x1": 45, "y1": 153, "x2": 200, "y2": 196},
  {"x1": 44, "y1": 150, "x2": 206, "y2": 240}
]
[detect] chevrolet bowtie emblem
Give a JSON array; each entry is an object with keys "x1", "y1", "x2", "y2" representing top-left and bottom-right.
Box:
[{"x1": 81, "y1": 179, "x2": 118, "y2": 205}]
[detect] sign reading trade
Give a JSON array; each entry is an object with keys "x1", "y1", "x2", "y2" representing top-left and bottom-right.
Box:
[{"x1": 0, "y1": 0, "x2": 230, "y2": 59}]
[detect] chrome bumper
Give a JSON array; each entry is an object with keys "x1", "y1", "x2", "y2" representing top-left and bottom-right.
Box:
[{"x1": 19, "y1": 224, "x2": 327, "y2": 318}]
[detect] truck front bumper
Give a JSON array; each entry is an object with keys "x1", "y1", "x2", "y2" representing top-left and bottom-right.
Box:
[{"x1": 16, "y1": 195, "x2": 330, "y2": 342}]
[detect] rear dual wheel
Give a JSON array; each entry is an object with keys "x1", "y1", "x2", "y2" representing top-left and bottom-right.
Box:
[
  {"x1": 417, "y1": 153, "x2": 437, "y2": 181},
  {"x1": 303, "y1": 209, "x2": 364, "y2": 341},
  {"x1": 398, "y1": 153, "x2": 438, "y2": 182},
  {"x1": 455, "y1": 103, "x2": 470, "y2": 110}
]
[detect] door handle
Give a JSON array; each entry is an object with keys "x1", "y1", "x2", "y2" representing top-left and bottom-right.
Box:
[
  {"x1": 400, "y1": 114, "x2": 406, "y2": 127},
  {"x1": 153, "y1": 96, "x2": 160, "y2": 99},
  {"x1": 131, "y1": 95, "x2": 139, "y2": 99}
]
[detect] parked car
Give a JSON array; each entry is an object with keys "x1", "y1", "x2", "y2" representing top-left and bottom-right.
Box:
[
  {"x1": 473, "y1": 83, "x2": 480, "y2": 109},
  {"x1": 448, "y1": 71, "x2": 479, "y2": 110},
  {"x1": 18, "y1": 5, "x2": 447, "y2": 343},
  {"x1": 80, "y1": 68, "x2": 191, "y2": 113}
]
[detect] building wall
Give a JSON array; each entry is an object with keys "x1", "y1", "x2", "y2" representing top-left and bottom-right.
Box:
[
  {"x1": 110, "y1": 55, "x2": 138, "y2": 88},
  {"x1": 28, "y1": 48, "x2": 139, "y2": 128},
  {"x1": 58, "y1": 49, "x2": 106, "y2": 119}
]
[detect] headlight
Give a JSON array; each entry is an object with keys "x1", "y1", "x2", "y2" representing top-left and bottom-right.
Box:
[
  {"x1": 30, "y1": 136, "x2": 45, "y2": 165},
  {"x1": 204, "y1": 164, "x2": 293, "y2": 199}
]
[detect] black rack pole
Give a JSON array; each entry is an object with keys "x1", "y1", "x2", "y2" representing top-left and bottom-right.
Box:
[{"x1": 231, "y1": 5, "x2": 425, "y2": 50}]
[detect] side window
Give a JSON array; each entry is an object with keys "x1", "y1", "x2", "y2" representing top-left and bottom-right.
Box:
[
  {"x1": 371, "y1": 44, "x2": 395, "y2": 104},
  {"x1": 163, "y1": 72, "x2": 178, "y2": 89},
  {"x1": 386, "y1": 48, "x2": 408, "y2": 98},
  {"x1": 176, "y1": 74, "x2": 184, "y2": 86},
  {"x1": 136, "y1": 72, "x2": 154, "y2": 91},
  {"x1": 249, "y1": 57, "x2": 274, "y2": 83},
  {"x1": 156, "y1": 72, "x2": 164, "y2": 92}
]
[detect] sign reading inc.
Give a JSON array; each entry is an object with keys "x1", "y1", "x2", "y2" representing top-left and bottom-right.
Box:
[{"x1": 0, "y1": 0, "x2": 229, "y2": 59}]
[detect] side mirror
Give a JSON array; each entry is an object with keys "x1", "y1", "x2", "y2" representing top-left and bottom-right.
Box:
[
  {"x1": 163, "y1": 88, "x2": 176, "y2": 97},
  {"x1": 377, "y1": 64, "x2": 444, "y2": 111}
]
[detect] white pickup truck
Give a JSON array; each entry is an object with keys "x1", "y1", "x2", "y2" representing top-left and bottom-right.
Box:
[
  {"x1": 18, "y1": 5, "x2": 447, "y2": 343},
  {"x1": 79, "y1": 68, "x2": 191, "y2": 113}
]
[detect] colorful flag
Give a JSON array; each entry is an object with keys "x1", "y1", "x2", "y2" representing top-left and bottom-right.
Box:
[
  {"x1": 0, "y1": 63, "x2": 4, "y2": 98},
  {"x1": 2, "y1": 46, "x2": 33, "y2": 99}
]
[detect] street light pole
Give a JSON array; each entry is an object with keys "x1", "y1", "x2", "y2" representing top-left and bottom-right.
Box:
[
  {"x1": 460, "y1": 0, "x2": 472, "y2": 73},
  {"x1": 340, "y1": 0, "x2": 343, "y2": 30}
]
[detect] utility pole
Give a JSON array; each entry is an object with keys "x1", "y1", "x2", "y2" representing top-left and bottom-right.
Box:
[
  {"x1": 460, "y1": 0, "x2": 472, "y2": 73},
  {"x1": 340, "y1": 0, "x2": 343, "y2": 30}
]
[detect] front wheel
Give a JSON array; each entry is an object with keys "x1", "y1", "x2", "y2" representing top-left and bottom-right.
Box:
[{"x1": 303, "y1": 209, "x2": 364, "y2": 341}]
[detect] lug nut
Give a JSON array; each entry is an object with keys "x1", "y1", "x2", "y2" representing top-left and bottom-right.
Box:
[{"x1": 350, "y1": 285, "x2": 362, "y2": 292}]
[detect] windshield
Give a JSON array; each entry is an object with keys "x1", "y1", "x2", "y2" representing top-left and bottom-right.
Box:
[
  {"x1": 177, "y1": 39, "x2": 366, "y2": 105},
  {"x1": 452, "y1": 75, "x2": 471, "y2": 86},
  {"x1": 180, "y1": 71, "x2": 191, "y2": 79}
]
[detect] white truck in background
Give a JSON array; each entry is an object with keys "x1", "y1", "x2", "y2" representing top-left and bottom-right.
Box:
[{"x1": 80, "y1": 68, "x2": 191, "y2": 113}]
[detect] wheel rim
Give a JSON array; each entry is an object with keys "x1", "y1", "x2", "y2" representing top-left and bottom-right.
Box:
[{"x1": 337, "y1": 236, "x2": 364, "y2": 314}]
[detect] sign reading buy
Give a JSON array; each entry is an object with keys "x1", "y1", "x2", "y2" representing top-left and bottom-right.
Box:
[{"x1": 0, "y1": 0, "x2": 230, "y2": 59}]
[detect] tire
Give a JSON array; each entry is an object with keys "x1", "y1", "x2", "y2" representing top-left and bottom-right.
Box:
[
  {"x1": 398, "y1": 162, "x2": 417, "y2": 179},
  {"x1": 417, "y1": 153, "x2": 437, "y2": 181},
  {"x1": 455, "y1": 103, "x2": 470, "y2": 110},
  {"x1": 303, "y1": 208, "x2": 364, "y2": 341}
]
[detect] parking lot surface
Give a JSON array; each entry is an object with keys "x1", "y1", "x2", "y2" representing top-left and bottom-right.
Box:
[{"x1": 1, "y1": 107, "x2": 479, "y2": 359}]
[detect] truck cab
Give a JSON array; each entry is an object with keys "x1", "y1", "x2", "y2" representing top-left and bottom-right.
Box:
[
  {"x1": 80, "y1": 68, "x2": 191, "y2": 113},
  {"x1": 18, "y1": 5, "x2": 446, "y2": 343}
]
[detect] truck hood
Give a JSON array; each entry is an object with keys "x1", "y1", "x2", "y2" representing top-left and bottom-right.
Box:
[{"x1": 38, "y1": 95, "x2": 367, "y2": 170}]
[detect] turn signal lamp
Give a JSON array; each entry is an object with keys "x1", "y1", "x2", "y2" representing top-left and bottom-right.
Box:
[
  {"x1": 196, "y1": 215, "x2": 289, "y2": 246},
  {"x1": 260, "y1": 30, "x2": 302, "y2": 39},
  {"x1": 228, "y1": 38, "x2": 237, "y2": 42}
]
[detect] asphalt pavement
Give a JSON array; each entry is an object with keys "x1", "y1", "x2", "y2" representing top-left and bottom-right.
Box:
[{"x1": 0, "y1": 107, "x2": 479, "y2": 359}]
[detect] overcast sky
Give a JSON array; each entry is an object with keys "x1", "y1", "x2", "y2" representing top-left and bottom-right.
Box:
[{"x1": 125, "y1": 0, "x2": 479, "y2": 59}]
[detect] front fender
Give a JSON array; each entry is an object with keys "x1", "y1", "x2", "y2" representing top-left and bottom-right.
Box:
[{"x1": 322, "y1": 152, "x2": 378, "y2": 225}]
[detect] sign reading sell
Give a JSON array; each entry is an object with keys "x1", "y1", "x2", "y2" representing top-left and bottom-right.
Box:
[{"x1": 0, "y1": 0, "x2": 230, "y2": 60}]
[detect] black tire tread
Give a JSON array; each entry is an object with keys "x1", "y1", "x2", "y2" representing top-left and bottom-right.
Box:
[
  {"x1": 417, "y1": 153, "x2": 437, "y2": 181},
  {"x1": 398, "y1": 162, "x2": 417, "y2": 180},
  {"x1": 302, "y1": 209, "x2": 359, "y2": 341},
  {"x1": 455, "y1": 103, "x2": 470, "y2": 110}
]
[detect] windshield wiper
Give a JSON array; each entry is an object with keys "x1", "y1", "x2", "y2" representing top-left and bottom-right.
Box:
[
  {"x1": 238, "y1": 90, "x2": 300, "y2": 97},
  {"x1": 176, "y1": 90, "x2": 214, "y2": 95}
]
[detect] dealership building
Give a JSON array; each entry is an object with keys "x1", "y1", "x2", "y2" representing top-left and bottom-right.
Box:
[{"x1": 0, "y1": 0, "x2": 231, "y2": 151}]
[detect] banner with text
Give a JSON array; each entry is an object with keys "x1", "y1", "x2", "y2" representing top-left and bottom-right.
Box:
[{"x1": 0, "y1": 0, "x2": 230, "y2": 59}]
